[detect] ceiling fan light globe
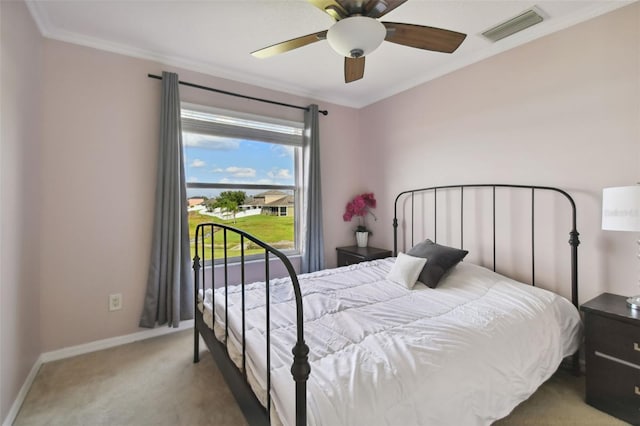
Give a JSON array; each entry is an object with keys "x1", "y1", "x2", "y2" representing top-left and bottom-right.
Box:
[{"x1": 327, "y1": 16, "x2": 386, "y2": 58}]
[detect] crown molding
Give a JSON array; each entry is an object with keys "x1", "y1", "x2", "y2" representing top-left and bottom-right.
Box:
[
  {"x1": 25, "y1": 0, "x2": 635, "y2": 110},
  {"x1": 356, "y1": 0, "x2": 636, "y2": 107}
]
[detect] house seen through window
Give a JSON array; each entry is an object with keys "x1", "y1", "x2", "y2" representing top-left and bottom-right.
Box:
[{"x1": 181, "y1": 103, "x2": 303, "y2": 261}]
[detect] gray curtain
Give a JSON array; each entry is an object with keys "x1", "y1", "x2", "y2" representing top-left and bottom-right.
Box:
[
  {"x1": 301, "y1": 104, "x2": 324, "y2": 273},
  {"x1": 139, "y1": 71, "x2": 193, "y2": 328}
]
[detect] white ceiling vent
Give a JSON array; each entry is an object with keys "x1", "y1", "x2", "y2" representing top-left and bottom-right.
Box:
[{"x1": 482, "y1": 8, "x2": 545, "y2": 42}]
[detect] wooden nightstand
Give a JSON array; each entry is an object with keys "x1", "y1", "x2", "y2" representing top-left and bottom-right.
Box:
[
  {"x1": 581, "y1": 293, "x2": 640, "y2": 424},
  {"x1": 336, "y1": 246, "x2": 392, "y2": 267}
]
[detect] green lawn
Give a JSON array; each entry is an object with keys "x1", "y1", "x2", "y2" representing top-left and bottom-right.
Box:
[{"x1": 188, "y1": 211, "x2": 294, "y2": 261}]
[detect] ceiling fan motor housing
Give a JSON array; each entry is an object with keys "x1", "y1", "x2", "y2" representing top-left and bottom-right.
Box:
[
  {"x1": 327, "y1": 16, "x2": 386, "y2": 58},
  {"x1": 250, "y1": 1, "x2": 468, "y2": 83}
]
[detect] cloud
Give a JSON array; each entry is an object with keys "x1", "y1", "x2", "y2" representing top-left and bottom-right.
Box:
[
  {"x1": 271, "y1": 144, "x2": 295, "y2": 158},
  {"x1": 267, "y1": 168, "x2": 292, "y2": 179},
  {"x1": 183, "y1": 133, "x2": 240, "y2": 150},
  {"x1": 190, "y1": 159, "x2": 206, "y2": 168},
  {"x1": 256, "y1": 179, "x2": 275, "y2": 185},
  {"x1": 226, "y1": 166, "x2": 256, "y2": 178},
  {"x1": 188, "y1": 176, "x2": 199, "y2": 183},
  {"x1": 213, "y1": 166, "x2": 257, "y2": 178}
]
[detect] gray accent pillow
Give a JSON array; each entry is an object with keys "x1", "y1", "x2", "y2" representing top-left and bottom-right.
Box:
[{"x1": 407, "y1": 239, "x2": 469, "y2": 288}]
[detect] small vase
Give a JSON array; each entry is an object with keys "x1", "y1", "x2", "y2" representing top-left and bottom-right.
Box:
[{"x1": 355, "y1": 231, "x2": 368, "y2": 248}]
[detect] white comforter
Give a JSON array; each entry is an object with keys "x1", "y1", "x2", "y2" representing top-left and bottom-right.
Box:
[{"x1": 199, "y1": 259, "x2": 582, "y2": 426}]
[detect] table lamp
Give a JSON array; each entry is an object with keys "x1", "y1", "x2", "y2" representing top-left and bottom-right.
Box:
[{"x1": 602, "y1": 185, "x2": 640, "y2": 308}]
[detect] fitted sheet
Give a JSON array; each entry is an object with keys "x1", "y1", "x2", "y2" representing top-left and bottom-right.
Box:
[{"x1": 198, "y1": 259, "x2": 582, "y2": 426}]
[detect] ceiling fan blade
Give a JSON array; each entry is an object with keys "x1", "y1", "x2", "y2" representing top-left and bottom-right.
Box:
[
  {"x1": 364, "y1": 0, "x2": 408, "y2": 18},
  {"x1": 344, "y1": 56, "x2": 365, "y2": 83},
  {"x1": 383, "y1": 22, "x2": 466, "y2": 53},
  {"x1": 307, "y1": 0, "x2": 348, "y2": 20},
  {"x1": 251, "y1": 30, "x2": 328, "y2": 59}
]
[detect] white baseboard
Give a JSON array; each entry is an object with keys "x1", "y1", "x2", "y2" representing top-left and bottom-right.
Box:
[
  {"x1": 2, "y1": 355, "x2": 43, "y2": 426},
  {"x1": 40, "y1": 319, "x2": 194, "y2": 363},
  {"x1": 2, "y1": 319, "x2": 194, "y2": 426}
]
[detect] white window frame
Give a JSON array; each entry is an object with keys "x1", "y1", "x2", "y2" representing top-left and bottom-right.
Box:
[{"x1": 181, "y1": 102, "x2": 303, "y2": 261}]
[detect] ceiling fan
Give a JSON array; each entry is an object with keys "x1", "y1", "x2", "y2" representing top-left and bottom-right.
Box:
[{"x1": 251, "y1": 0, "x2": 467, "y2": 83}]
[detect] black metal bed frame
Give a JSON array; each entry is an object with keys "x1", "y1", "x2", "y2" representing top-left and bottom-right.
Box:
[
  {"x1": 193, "y1": 184, "x2": 581, "y2": 426},
  {"x1": 192, "y1": 223, "x2": 309, "y2": 426},
  {"x1": 393, "y1": 183, "x2": 581, "y2": 373}
]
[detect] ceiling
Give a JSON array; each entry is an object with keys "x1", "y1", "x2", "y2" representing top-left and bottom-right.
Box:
[{"x1": 27, "y1": 0, "x2": 633, "y2": 108}]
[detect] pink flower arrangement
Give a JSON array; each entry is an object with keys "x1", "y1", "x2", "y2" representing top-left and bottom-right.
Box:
[{"x1": 343, "y1": 192, "x2": 377, "y2": 233}]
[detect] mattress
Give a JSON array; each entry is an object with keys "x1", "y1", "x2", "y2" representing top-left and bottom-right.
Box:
[{"x1": 197, "y1": 258, "x2": 582, "y2": 426}]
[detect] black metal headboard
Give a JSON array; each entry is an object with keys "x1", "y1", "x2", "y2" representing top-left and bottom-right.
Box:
[{"x1": 393, "y1": 184, "x2": 580, "y2": 309}]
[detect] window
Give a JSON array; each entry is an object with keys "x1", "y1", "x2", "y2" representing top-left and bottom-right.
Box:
[{"x1": 181, "y1": 103, "x2": 303, "y2": 261}]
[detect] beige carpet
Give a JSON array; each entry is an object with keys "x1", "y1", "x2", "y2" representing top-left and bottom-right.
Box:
[{"x1": 14, "y1": 329, "x2": 627, "y2": 426}]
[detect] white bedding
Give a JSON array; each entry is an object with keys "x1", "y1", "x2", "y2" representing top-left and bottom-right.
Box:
[{"x1": 198, "y1": 259, "x2": 582, "y2": 426}]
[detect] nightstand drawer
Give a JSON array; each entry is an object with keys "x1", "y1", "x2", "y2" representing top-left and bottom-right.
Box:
[
  {"x1": 337, "y1": 252, "x2": 364, "y2": 266},
  {"x1": 336, "y1": 246, "x2": 392, "y2": 267},
  {"x1": 586, "y1": 352, "x2": 640, "y2": 424},
  {"x1": 582, "y1": 293, "x2": 640, "y2": 423},
  {"x1": 586, "y1": 313, "x2": 640, "y2": 366}
]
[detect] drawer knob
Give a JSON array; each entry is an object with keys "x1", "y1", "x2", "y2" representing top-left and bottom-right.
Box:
[
  {"x1": 635, "y1": 342, "x2": 640, "y2": 352},
  {"x1": 636, "y1": 386, "x2": 640, "y2": 396}
]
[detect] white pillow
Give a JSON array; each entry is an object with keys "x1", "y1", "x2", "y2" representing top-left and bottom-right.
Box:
[{"x1": 387, "y1": 252, "x2": 427, "y2": 289}]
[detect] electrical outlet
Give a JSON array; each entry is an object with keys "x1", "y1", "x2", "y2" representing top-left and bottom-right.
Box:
[{"x1": 109, "y1": 293, "x2": 122, "y2": 311}]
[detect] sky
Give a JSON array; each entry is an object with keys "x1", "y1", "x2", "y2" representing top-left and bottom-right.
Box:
[{"x1": 183, "y1": 132, "x2": 296, "y2": 198}]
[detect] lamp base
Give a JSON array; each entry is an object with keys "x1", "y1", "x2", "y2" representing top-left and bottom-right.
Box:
[{"x1": 626, "y1": 295, "x2": 640, "y2": 310}]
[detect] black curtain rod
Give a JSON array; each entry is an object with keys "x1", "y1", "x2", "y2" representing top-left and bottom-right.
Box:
[{"x1": 147, "y1": 74, "x2": 328, "y2": 116}]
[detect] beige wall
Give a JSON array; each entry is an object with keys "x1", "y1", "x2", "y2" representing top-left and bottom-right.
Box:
[
  {"x1": 360, "y1": 3, "x2": 640, "y2": 303},
  {"x1": 38, "y1": 40, "x2": 361, "y2": 352},
  {"x1": 0, "y1": 0, "x2": 44, "y2": 420},
  {"x1": 4, "y1": 0, "x2": 640, "y2": 418}
]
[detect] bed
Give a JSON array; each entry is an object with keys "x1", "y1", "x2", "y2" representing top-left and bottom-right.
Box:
[{"x1": 192, "y1": 184, "x2": 583, "y2": 426}]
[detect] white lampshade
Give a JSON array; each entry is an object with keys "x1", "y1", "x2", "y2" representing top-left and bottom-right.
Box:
[
  {"x1": 326, "y1": 16, "x2": 386, "y2": 58},
  {"x1": 602, "y1": 186, "x2": 640, "y2": 231}
]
